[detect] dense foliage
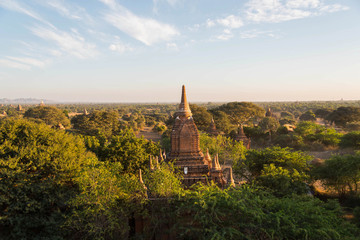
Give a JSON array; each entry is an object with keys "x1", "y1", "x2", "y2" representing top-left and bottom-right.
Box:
[
  {"x1": 159, "y1": 184, "x2": 359, "y2": 240},
  {"x1": 24, "y1": 106, "x2": 70, "y2": 128},
  {"x1": 234, "y1": 147, "x2": 312, "y2": 196},
  {"x1": 0, "y1": 118, "x2": 95, "y2": 239}
]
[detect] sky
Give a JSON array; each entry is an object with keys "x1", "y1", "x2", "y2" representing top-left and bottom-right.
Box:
[{"x1": 0, "y1": 0, "x2": 359, "y2": 102}]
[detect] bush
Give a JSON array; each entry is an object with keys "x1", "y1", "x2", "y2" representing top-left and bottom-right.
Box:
[{"x1": 340, "y1": 131, "x2": 360, "y2": 149}]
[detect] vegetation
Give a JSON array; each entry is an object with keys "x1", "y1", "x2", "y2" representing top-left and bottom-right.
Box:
[
  {"x1": 2, "y1": 100, "x2": 360, "y2": 239},
  {"x1": 24, "y1": 106, "x2": 70, "y2": 128}
]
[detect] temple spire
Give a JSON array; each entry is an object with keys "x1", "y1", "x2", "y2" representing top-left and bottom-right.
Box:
[{"x1": 178, "y1": 85, "x2": 192, "y2": 118}]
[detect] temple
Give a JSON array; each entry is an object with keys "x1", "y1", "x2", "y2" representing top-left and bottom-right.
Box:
[
  {"x1": 235, "y1": 125, "x2": 251, "y2": 149},
  {"x1": 167, "y1": 85, "x2": 228, "y2": 187}
]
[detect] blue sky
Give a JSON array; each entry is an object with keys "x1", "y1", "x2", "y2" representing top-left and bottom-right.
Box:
[{"x1": 0, "y1": 0, "x2": 359, "y2": 102}]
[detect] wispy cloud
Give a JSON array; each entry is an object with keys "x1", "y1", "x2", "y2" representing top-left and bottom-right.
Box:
[
  {"x1": 0, "y1": 0, "x2": 54, "y2": 27},
  {"x1": 6, "y1": 56, "x2": 47, "y2": 68},
  {"x1": 245, "y1": 0, "x2": 349, "y2": 23},
  {"x1": 45, "y1": 0, "x2": 94, "y2": 23},
  {"x1": 0, "y1": 56, "x2": 47, "y2": 70},
  {"x1": 100, "y1": 0, "x2": 179, "y2": 46},
  {"x1": 30, "y1": 26, "x2": 98, "y2": 59}
]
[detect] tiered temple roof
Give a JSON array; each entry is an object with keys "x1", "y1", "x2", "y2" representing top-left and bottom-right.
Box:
[{"x1": 167, "y1": 86, "x2": 227, "y2": 187}]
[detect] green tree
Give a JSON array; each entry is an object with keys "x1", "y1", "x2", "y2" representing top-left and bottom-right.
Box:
[
  {"x1": 340, "y1": 131, "x2": 360, "y2": 149},
  {"x1": 24, "y1": 106, "x2": 70, "y2": 128},
  {"x1": 326, "y1": 107, "x2": 360, "y2": 127},
  {"x1": 71, "y1": 110, "x2": 122, "y2": 138},
  {"x1": 165, "y1": 184, "x2": 359, "y2": 240},
  {"x1": 315, "y1": 108, "x2": 332, "y2": 119},
  {"x1": 213, "y1": 102, "x2": 265, "y2": 126},
  {"x1": 84, "y1": 128, "x2": 159, "y2": 174},
  {"x1": 312, "y1": 153, "x2": 360, "y2": 196},
  {"x1": 189, "y1": 104, "x2": 212, "y2": 131},
  {"x1": 234, "y1": 147, "x2": 312, "y2": 195},
  {"x1": 299, "y1": 110, "x2": 316, "y2": 122},
  {"x1": 200, "y1": 133, "x2": 246, "y2": 166},
  {"x1": 0, "y1": 118, "x2": 95, "y2": 239}
]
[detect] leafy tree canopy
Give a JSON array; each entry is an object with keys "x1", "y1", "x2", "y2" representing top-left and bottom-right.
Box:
[
  {"x1": 189, "y1": 104, "x2": 212, "y2": 131},
  {"x1": 326, "y1": 107, "x2": 360, "y2": 127},
  {"x1": 213, "y1": 102, "x2": 265, "y2": 126},
  {"x1": 312, "y1": 153, "x2": 360, "y2": 196},
  {"x1": 0, "y1": 118, "x2": 95, "y2": 239},
  {"x1": 299, "y1": 110, "x2": 316, "y2": 122},
  {"x1": 234, "y1": 146, "x2": 312, "y2": 195},
  {"x1": 24, "y1": 105, "x2": 70, "y2": 128},
  {"x1": 83, "y1": 128, "x2": 159, "y2": 174},
  {"x1": 164, "y1": 184, "x2": 359, "y2": 240},
  {"x1": 71, "y1": 110, "x2": 122, "y2": 138}
]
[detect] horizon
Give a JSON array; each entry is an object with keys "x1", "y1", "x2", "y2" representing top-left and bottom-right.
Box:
[{"x1": 1, "y1": 0, "x2": 359, "y2": 102}]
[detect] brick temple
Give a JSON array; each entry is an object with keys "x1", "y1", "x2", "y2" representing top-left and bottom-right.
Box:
[{"x1": 167, "y1": 85, "x2": 228, "y2": 187}]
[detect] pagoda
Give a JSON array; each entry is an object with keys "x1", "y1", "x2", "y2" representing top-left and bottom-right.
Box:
[
  {"x1": 207, "y1": 117, "x2": 219, "y2": 136},
  {"x1": 235, "y1": 125, "x2": 251, "y2": 149},
  {"x1": 167, "y1": 85, "x2": 226, "y2": 187}
]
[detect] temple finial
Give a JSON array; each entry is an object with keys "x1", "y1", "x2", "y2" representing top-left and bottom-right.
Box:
[{"x1": 178, "y1": 85, "x2": 192, "y2": 118}]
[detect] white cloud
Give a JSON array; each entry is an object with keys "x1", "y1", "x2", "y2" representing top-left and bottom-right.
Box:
[
  {"x1": 206, "y1": 19, "x2": 215, "y2": 28},
  {"x1": 45, "y1": 0, "x2": 94, "y2": 23},
  {"x1": 100, "y1": 0, "x2": 179, "y2": 46},
  {"x1": 0, "y1": 0, "x2": 54, "y2": 27},
  {"x1": 30, "y1": 26, "x2": 98, "y2": 59},
  {"x1": 245, "y1": 0, "x2": 349, "y2": 23},
  {"x1": 217, "y1": 15, "x2": 244, "y2": 29},
  {"x1": 216, "y1": 29, "x2": 234, "y2": 41},
  {"x1": 109, "y1": 42, "x2": 132, "y2": 53},
  {"x1": 6, "y1": 56, "x2": 47, "y2": 68},
  {"x1": 207, "y1": 15, "x2": 243, "y2": 29},
  {"x1": 0, "y1": 56, "x2": 48, "y2": 70},
  {"x1": 0, "y1": 59, "x2": 30, "y2": 70}
]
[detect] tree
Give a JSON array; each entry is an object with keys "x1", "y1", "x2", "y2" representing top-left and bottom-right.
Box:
[
  {"x1": 295, "y1": 121, "x2": 342, "y2": 148},
  {"x1": 83, "y1": 128, "x2": 159, "y2": 174},
  {"x1": 24, "y1": 106, "x2": 70, "y2": 128},
  {"x1": 213, "y1": 102, "x2": 265, "y2": 126},
  {"x1": 0, "y1": 118, "x2": 95, "y2": 239},
  {"x1": 312, "y1": 153, "x2": 360, "y2": 196},
  {"x1": 340, "y1": 131, "x2": 360, "y2": 149},
  {"x1": 326, "y1": 107, "x2": 360, "y2": 127},
  {"x1": 71, "y1": 110, "x2": 122, "y2": 138},
  {"x1": 211, "y1": 110, "x2": 233, "y2": 134},
  {"x1": 259, "y1": 117, "x2": 280, "y2": 141},
  {"x1": 315, "y1": 108, "x2": 332, "y2": 119},
  {"x1": 163, "y1": 184, "x2": 359, "y2": 240},
  {"x1": 299, "y1": 110, "x2": 316, "y2": 122},
  {"x1": 234, "y1": 147, "x2": 312, "y2": 195},
  {"x1": 200, "y1": 133, "x2": 246, "y2": 166},
  {"x1": 189, "y1": 104, "x2": 212, "y2": 131}
]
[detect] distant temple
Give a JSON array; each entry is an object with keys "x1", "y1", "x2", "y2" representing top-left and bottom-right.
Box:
[
  {"x1": 234, "y1": 125, "x2": 251, "y2": 149},
  {"x1": 265, "y1": 107, "x2": 272, "y2": 117},
  {"x1": 207, "y1": 117, "x2": 219, "y2": 136},
  {"x1": 39, "y1": 100, "x2": 45, "y2": 107},
  {"x1": 167, "y1": 86, "x2": 229, "y2": 187}
]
